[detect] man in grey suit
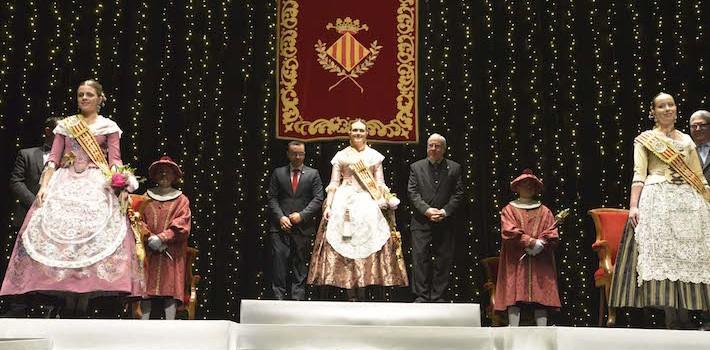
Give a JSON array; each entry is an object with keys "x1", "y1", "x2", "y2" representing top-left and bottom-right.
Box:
[
  {"x1": 690, "y1": 110, "x2": 710, "y2": 331},
  {"x1": 267, "y1": 141, "x2": 324, "y2": 300},
  {"x1": 408, "y1": 133, "x2": 464, "y2": 302},
  {"x1": 690, "y1": 110, "x2": 710, "y2": 184},
  {"x1": 3, "y1": 117, "x2": 59, "y2": 317}
]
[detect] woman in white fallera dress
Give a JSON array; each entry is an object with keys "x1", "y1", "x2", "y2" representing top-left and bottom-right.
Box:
[{"x1": 308, "y1": 120, "x2": 408, "y2": 300}]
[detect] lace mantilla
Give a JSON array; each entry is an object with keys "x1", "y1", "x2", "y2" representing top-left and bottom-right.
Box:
[
  {"x1": 635, "y1": 182, "x2": 710, "y2": 285},
  {"x1": 53, "y1": 115, "x2": 123, "y2": 138},
  {"x1": 325, "y1": 146, "x2": 390, "y2": 259},
  {"x1": 22, "y1": 168, "x2": 127, "y2": 269}
]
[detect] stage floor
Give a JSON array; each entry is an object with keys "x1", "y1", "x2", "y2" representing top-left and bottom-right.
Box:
[
  {"x1": 1, "y1": 318, "x2": 709, "y2": 350},
  {"x1": 1, "y1": 300, "x2": 709, "y2": 349}
]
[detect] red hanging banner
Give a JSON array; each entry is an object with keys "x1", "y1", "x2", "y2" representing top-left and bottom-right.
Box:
[{"x1": 276, "y1": 0, "x2": 419, "y2": 143}]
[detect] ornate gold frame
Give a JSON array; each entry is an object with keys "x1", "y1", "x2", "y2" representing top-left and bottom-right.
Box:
[{"x1": 276, "y1": 0, "x2": 418, "y2": 143}]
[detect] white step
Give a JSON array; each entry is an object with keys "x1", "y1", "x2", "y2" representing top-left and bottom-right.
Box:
[
  {"x1": 0, "y1": 319, "x2": 236, "y2": 350},
  {"x1": 239, "y1": 299, "x2": 481, "y2": 327},
  {"x1": 0, "y1": 338, "x2": 51, "y2": 350},
  {"x1": 234, "y1": 324, "x2": 710, "y2": 350},
  {"x1": 235, "y1": 324, "x2": 491, "y2": 350}
]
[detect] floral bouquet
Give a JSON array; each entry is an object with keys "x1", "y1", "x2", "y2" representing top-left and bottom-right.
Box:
[
  {"x1": 377, "y1": 186, "x2": 401, "y2": 210},
  {"x1": 105, "y1": 164, "x2": 142, "y2": 213}
]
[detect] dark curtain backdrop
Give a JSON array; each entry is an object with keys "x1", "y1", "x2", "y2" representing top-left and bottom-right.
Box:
[{"x1": 0, "y1": 0, "x2": 707, "y2": 326}]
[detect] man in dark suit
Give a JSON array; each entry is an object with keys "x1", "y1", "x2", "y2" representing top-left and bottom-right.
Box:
[
  {"x1": 267, "y1": 141, "x2": 324, "y2": 300},
  {"x1": 408, "y1": 133, "x2": 464, "y2": 302},
  {"x1": 9, "y1": 117, "x2": 60, "y2": 229},
  {"x1": 690, "y1": 110, "x2": 710, "y2": 184},
  {"x1": 3, "y1": 117, "x2": 59, "y2": 317},
  {"x1": 690, "y1": 110, "x2": 710, "y2": 331}
]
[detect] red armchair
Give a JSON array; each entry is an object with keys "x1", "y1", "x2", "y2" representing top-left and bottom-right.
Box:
[
  {"x1": 179, "y1": 247, "x2": 200, "y2": 320},
  {"x1": 588, "y1": 208, "x2": 628, "y2": 326},
  {"x1": 481, "y1": 256, "x2": 504, "y2": 326}
]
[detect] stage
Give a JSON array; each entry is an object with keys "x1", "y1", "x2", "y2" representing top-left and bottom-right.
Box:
[
  {"x1": 0, "y1": 300, "x2": 708, "y2": 349},
  {"x1": 1, "y1": 319, "x2": 709, "y2": 350}
]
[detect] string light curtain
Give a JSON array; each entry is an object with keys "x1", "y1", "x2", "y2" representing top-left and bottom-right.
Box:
[{"x1": 0, "y1": 1, "x2": 707, "y2": 326}]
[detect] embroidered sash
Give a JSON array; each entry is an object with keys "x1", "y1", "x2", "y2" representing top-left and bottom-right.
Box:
[
  {"x1": 636, "y1": 132, "x2": 709, "y2": 200},
  {"x1": 349, "y1": 160, "x2": 406, "y2": 267},
  {"x1": 62, "y1": 115, "x2": 110, "y2": 174},
  {"x1": 349, "y1": 160, "x2": 382, "y2": 200}
]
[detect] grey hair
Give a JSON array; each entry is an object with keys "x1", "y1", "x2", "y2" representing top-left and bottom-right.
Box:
[
  {"x1": 689, "y1": 110, "x2": 710, "y2": 125},
  {"x1": 428, "y1": 133, "x2": 447, "y2": 149},
  {"x1": 287, "y1": 140, "x2": 305, "y2": 148}
]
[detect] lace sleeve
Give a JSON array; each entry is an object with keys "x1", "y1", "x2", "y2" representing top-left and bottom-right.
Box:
[
  {"x1": 368, "y1": 148, "x2": 387, "y2": 188},
  {"x1": 373, "y1": 161, "x2": 386, "y2": 187},
  {"x1": 326, "y1": 157, "x2": 342, "y2": 193}
]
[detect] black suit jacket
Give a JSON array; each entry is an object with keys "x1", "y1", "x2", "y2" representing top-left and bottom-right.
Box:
[
  {"x1": 267, "y1": 165, "x2": 324, "y2": 235},
  {"x1": 407, "y1": 158, "x2": 465, "y2": 230},
  {"x1": 9, "y1": 146, "x2": 46, "y2": 228}
]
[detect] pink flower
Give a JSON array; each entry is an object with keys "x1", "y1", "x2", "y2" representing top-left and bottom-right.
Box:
[{"x1": 111, "y1": 173, "x2": 128, "y2": 190}]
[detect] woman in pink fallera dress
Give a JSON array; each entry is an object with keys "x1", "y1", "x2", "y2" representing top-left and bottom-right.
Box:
[{"x1": 0, "y1": 80, "x2": 144, "y2": 317}]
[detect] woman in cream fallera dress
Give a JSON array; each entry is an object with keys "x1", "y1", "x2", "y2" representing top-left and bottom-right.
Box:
[
  {"x1": 308, "y1": 120, "x2": 408, "y2": 299},
  {"x1": 609, "y1": 93, "x2": 710, "y2": 329}
]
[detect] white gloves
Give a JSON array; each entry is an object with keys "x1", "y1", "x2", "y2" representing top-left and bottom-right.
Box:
[
  {"x1": 377, "y1": 198, "x2": 389, "y2": 209},
  {"x1": 526, "y1": 239, "x2": 545, "y2": 256},
  {"x1": 376, "y1": 196, "x2": 401, "y2": 210},
  {"x1": 147, "y1": 235, "x2": 166, "y2": 252},
  {"x1": 126, "y1": 175, "x2": 139, "y2": 193}
]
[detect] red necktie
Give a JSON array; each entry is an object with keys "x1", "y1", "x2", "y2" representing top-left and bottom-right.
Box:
[{"x1": 291, "y1": 169, "x2": 300, "y2": 193}]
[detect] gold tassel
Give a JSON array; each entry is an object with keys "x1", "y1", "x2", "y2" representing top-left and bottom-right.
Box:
[
  {"x1": 128, "y1": 207, "x2": 146, "y2": 264},
  {"x1": 342, "y1": 208, "x2": 352, "y2": 238}
]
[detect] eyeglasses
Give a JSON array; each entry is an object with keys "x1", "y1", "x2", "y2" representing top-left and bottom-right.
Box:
[{"x1": 691, "y1": 123, "x2": 709, "y2": 131}]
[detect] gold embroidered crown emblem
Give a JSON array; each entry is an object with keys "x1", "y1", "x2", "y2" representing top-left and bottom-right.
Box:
[{"x1": 326, "y1": 17, "x2": 369, "y2": 34}]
